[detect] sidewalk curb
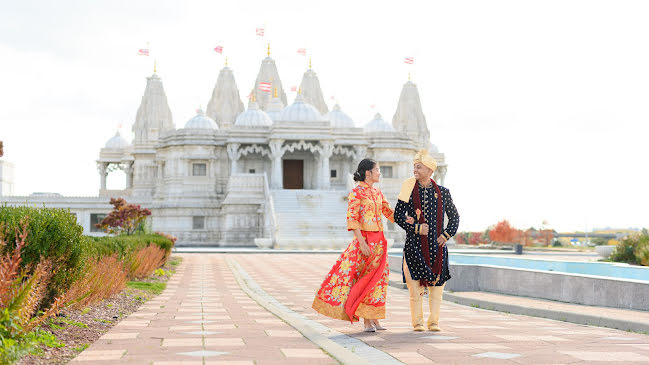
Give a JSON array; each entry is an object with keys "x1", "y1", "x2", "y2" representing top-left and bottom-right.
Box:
[
  {"x1": 388, "y1": 281, "x2": 649, "y2": 334},
  {"x1": 228, "y1": 258, "x2": 404, "y2": 365}
]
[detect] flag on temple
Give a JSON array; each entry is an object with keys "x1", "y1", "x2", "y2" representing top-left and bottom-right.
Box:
[
  {"x1": 297, "y1": 48, "x2": 307, "y2": 56},
  {"x1": 370, "y1": 104, "x2": 376, "y2": 109},
  {"x1": 290, "y1": 86, "x2": 297, "y2": 92},
  {"x1": 404, "y1": 56, "x2": 414, "y2": 64},
  {"x1": 213, "y1": 46, "x2": 223, "y2": 54},
  {"x1": 137, "y1": 48, "x2": 149, "y2": 56},
  {"x1": 256, "y1": 28, "x2": 265, "y2": 37},
  {"x1": 259, "y1": 82, "x2": 272, "y2": 92}
]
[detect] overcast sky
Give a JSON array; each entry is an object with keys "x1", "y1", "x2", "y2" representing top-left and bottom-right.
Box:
[{"x1": 1, "y1": 0, "x2": 647, "y2": 232}]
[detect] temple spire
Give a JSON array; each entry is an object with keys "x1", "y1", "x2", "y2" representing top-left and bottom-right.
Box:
[
  {"x1": 298, "y1": 63, "x2": 328, "y2": 115},
  {"x1": 205, "y1": 64, "x2": 245, "y2": 129},
  {"x1": 132, "y1": 72, "x2": 174, "y2": 146},
  {"x1": 392, "y1": 80, "x2": 431, "y2": 150},
  {"x1": 253, "y1": 51, "x2": 287, "y2": 111}
]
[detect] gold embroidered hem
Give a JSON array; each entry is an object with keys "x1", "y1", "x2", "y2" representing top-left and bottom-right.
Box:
[
  {"x1": 312, "y1": 296, "x2": 351, "y2": 321},
  {"x1": 356, "y1": 303, "x2": 385, "y2": 320}
]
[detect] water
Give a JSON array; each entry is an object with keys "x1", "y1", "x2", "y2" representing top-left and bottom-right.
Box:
[{"x1": 390, "y1": 253, "x2": 649, "y2": 282}]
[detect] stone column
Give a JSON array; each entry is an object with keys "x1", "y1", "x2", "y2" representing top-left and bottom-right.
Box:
[
  {"x1": 227, "y1": 143, "x2": 241, "y2": 175},
  {"x1": 318, "y1": 141, "x2": 334, "y2": 190},
  {"x1": 97, "y1": 162, "x2": 107, "y2": 190},
  {"x1": 341, "y1": 156, "x2": 350, "y2": 182},
  {"x1": 123, "y1": 162, "x2": 134, "y2": 188},
  {"x1": 269, "y1": 139, "x2": 284, "y2": 189},
  {"x1": 353, "y1": 145, "x2": 367, "y2": 164},
  {"x1": 434, "y1": 165, "x2": 447, "y2": 185},
  {"x1": 398, "y1": 161, "x2": 409, "y2": 179}
]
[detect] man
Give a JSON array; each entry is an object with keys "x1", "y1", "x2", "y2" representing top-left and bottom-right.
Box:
[{"x1": 394, "y1": 149, "x2": 460, "y2": 331}]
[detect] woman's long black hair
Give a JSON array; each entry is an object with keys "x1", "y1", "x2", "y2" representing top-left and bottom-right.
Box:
[{"x1": 353, "y1": 158, "x2": 377, "y2": 182}]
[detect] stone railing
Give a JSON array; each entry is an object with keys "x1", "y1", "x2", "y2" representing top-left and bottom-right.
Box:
[
  {"x1": 254, "y1": 173, "x2": 278, "y2": 248},
  {"x1": 225, "y1": 173, "x2": 265, "y2": 194}
]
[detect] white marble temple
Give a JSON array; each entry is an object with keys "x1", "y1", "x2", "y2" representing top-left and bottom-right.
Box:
[{"x1": 1, "y1": 50, "x2": 448, "y2": 247}]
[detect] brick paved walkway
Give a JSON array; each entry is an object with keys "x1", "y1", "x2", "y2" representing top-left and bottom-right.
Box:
[{"x1": 72, "y1": 253, "x2": 649, "y2": 364}]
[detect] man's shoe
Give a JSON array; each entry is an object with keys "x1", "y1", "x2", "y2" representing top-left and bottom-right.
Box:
[
  {"x1": 414, "y1": 324, "x2": 426, "y2": 332},
  {"x1": 428, "y1": 324, "x2": 441, "y2": 332}
]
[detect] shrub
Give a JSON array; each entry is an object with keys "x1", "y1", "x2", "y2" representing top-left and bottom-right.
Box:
[
  {"x1": 0, "y1": 206, "x2": 85, "y2": 306},
  {"x1": 126, "y1": 244, "x2": 168, "y2": 280},
  {"x1": 610, "y1": 234, "x2": 649, "y2": 266},
  {"x1": 64, "y1": 254, "x2": 128, "y2": 310},
  {"x1": 0, "y1": 220, "x2": 66, "y2": 364}
]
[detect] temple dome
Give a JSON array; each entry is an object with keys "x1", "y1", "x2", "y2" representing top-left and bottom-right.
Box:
[
  {"x1": 105, "y1": 131, "x2": 130, "y2": 149},
  {"x1": 235, "y1": 101, "x2": 273, "y2": 127},
  {"x1": 184, "y1": 109, "x2": 218, "y2": 129},
  {"x1": 364, "y1": 113, "x2": 394, "y2": 133},
  {"x1": 326, "y1": 104, "x2": 355, "y2": 128},
  {"x1": 278, "y1": 94, "x2": 324, "y2": 122}
]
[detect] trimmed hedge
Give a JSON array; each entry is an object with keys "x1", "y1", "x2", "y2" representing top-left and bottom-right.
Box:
[
  {"x1": 84, "y1": 234, "x2": 174, "y2": 259},
  {"x1": 0, "y1": 205, "x2": 174, "y2": 307}
]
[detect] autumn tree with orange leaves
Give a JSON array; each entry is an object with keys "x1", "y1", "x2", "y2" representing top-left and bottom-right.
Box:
[{"x1": 488, "y1": 220, "x2": 522, "y2": 244}]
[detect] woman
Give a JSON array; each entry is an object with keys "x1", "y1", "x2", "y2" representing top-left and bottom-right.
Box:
[{"x1": 312, "y1": 158, "x2": 414, "y2": 332}]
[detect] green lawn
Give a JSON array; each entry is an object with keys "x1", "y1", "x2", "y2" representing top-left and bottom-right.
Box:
[{"x1": 126, "y1": 281, "x2": 166, "y2": 295}]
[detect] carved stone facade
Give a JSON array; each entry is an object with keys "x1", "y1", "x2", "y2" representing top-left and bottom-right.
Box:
[{"x1": 1, "y1": 52, "x2": 449, "y2": 248}]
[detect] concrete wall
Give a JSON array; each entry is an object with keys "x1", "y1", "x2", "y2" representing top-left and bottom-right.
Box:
[{"x1": 388, "y1": 256, "x2": 649, "y2": 311}]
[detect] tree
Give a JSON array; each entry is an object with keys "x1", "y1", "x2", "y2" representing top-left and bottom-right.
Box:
[
  {"x1": 488, "y1": 220, "x2": 521, "y2": 244},
  {"x1": 96, "y1": 198, "x2": 151, "y2": 235},
  {"x1": 541, "y1": 230, "x2": 554, "y2": 246},
  {"x1": 454, "y1": 233, "x2": 467, "y2": 245},
  {"x1": 469, "y1": 232, "x2": 483, "y2": 245}
]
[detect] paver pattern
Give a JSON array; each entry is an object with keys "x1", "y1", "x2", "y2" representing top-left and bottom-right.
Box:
[
  {"x1": 234, "y1": 254, "x2": 649, "y2": 364},
  {"x1": 73, "y1": 253, "x2": 649, "y2": 364},
  {"x1": 72, "y1": 254, "x2": 335, "y2": 364}
]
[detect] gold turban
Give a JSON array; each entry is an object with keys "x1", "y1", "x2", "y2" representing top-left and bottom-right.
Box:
[
  {"x1": 398, "y1": 149, "x2": 437, "y2": 202},
  {"x1": 413, "y1": 149, "x2": 437, "y2": 172}
]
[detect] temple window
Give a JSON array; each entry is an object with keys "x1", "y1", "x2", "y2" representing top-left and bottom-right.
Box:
[
  {"x1": 90, "y1": 213, "x2": 107, "y2": 232},
  {"x1": 193, "y1": 216, "x2": 205, "y2": 230},
  {"x1": 192, "y1": 163, "x2": 207, "y2": 176}
]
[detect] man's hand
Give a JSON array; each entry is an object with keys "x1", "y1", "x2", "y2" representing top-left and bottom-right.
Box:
[
  {"x1": 437, "y1": 235, "x2": 448, "y2": 247},
  {"x1": 419, "y1": 223, "x2": 429, "y2": 236}
]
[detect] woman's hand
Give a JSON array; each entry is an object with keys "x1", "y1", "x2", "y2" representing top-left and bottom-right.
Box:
[
  {"x1": 437, "y1": 235, "x2": 448, "y2": 247},
  {"x1": 359, "y1": 239, "x2": 371, "y2": 256},
  {"x1": 405, "y1": 215, "x2": 415, "y2": 224}
]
